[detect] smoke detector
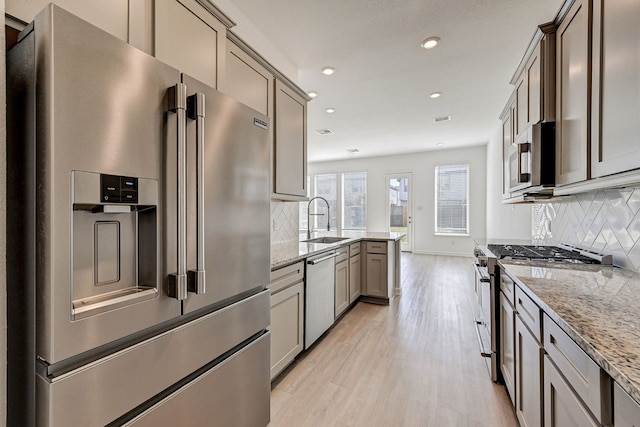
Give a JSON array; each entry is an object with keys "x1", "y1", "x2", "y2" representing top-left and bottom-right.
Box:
[{"x1": 434, "y1": 115, "x2": 451, "y2": 123}]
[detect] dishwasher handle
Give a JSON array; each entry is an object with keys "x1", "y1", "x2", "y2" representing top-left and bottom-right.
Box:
[{"x1": 307, "y1": 253, "x2": 339, "y2": 265}]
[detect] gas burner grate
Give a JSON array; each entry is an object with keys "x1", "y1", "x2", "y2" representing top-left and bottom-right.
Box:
[{"x1": 487, "y1": 244, "x2": 601, "y2": 264}]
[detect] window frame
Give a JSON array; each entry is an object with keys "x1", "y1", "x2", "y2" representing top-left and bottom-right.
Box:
[
  {"x1": 434, "y1": 164, "x2": 470, "y2": 236},
  {"x1": 301, "y1": 171, "x2": 367, "y2": 233}
]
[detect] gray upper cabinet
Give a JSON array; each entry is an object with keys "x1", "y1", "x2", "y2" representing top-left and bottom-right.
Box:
[
  {"x1": 155, "y1": 0, "x2": 227, "y2": 89},
  {"x1": 591, "y1": 0, "x2": 640, "y2": 178},
  {"x1": 224, "y1": 41, "x2": 274, "y2": 117},
  {"x1": 500, "y1": 95, "x2": 515, "y2": 198},
  {"x1": 555, "y1": 0, "x2": 591, "y2": 186},
  {"x1": 274, "y1": 80, "x2": 308, "y2": 198}
]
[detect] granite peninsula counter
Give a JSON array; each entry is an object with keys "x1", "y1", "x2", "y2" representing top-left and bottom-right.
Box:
[
  {"x1": 270, "y1": 231, "x2": 405, "y2": 270},
  {"x1": 499, "y1": 260, "x2": 640, "y2": 406}
]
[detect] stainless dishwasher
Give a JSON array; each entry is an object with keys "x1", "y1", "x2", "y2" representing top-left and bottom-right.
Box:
[{"x1": 305, "y1": 251, "x2": 338, "y2": 349}]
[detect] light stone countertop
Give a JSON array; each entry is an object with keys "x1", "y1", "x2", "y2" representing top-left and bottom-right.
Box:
[
  {"x1": 271, "y1": 231, "x2": 405, "y2": 270},
  {"x1": 499, "y1": 260, "x2": 640, "y2": 405}
]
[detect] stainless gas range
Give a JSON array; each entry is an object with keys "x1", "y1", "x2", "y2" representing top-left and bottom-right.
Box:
[{"x1": 472, "y1": 242, "x2": 611, "y2": 382}]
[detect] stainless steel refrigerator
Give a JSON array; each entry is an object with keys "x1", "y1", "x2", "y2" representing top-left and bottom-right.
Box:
[{"x1": 7, "y1": 5, "x2": 271, "y2": 426}]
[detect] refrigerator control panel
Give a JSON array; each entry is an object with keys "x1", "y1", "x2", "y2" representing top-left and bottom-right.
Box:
[{"x1": 101, "y1": 174, "x2": 138, "y2": 203}]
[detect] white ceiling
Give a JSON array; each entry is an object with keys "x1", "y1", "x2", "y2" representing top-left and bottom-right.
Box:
[{"x1": 225, "y1": 0, "x2": 564, "y2": 163}]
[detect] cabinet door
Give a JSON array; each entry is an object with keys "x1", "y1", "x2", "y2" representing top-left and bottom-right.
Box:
[
  {"x1": 527, "y1": 43, "x2": 542, "y2": 126},
  {"x1": 335, "y1": 260, "x2": 349, "y2": 318},
  {"x1": 349, "y1": 254, "x2": 361, "y2": 303},
  {"x1": 544, "y1": 355, "x2": 599, "y2": 427},
  {"x1": 515, "y1": 315, "x2": 542, "y2": 427},
  {"x1": 501, "y1": 97, "x2": 515, "y2": 197},
  {"x1": 365, "y1": 254, "x2": 388, "y2": 298},
  {"x1": 155, "y1": 0, "x2": 226, "y2": 89},
  {"x1": 500, "y1": 292, "x2": 516, "y2": 405},
  {"x1": 591, "y1": 0, "x2": 640, "y2": 177},
  {"x1": 614, "y1": 382, "x2": 640, "y2": 427},
  {"x1": 556, "y1": 0, "x2": 591, "y2": 185},
  {"x1": 515, "y1": 73, "x2": 528, "y2": 140},
  {"x1": 274, "y1": 80, "x2": 307, "y2": 197},
  {"x1": 270, "y1": 282, "x2": 304, "y2": 379},
  {"x1": 225, "y1": 42, "x2": 273, "y2": 116}
]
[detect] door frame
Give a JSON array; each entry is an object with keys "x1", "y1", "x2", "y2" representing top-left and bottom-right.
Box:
[{"x1": 385, "y1": 172, "x2": 413, "y2": 252}]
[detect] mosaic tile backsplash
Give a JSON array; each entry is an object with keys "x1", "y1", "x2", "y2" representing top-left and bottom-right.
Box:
[
  {"x1": 533, "y1": 187, "x2": 640, "y2": 271},
  {"x1": 271, "y1": 201, "x2": 300, "y2": 244}
]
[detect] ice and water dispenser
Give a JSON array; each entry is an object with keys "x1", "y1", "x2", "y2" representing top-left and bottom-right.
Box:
[{"x1": 71, "y1": 171, "x2": 158, "y2": 319}]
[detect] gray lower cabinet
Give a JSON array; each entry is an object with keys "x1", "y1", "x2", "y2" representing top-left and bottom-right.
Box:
[
  {"x1": 514, "y1": 286, "x2": 543, "y2": 427},
  {"x1": 543, "y1": 313, "x2": 611, "y2": 425},
  {"x1": 365, "y1": 253, "x2": 387, "y2": 298},
  {"x1": 499, "y1": 291, "x2": 516, "y2": 404},
  {"x1": 269, "y1": 262, "x2": 304, "y2": 380},
  {"x1": 334, "y1": 247, "x2": 349, "y2": 319},
  {"x1": 614, "y1": 382, "x2": 640, "y2": 427},
  {"x1": 543, "y1": 355, "x2": 599, "y2": 427},
  {"x1": 515, "y1": 315, "x2": 543, "y2": 427},
  {"x1": 348, "y1": 249, "x2": 361, "y2": 304},
  {"x1": 362, "y1": 241, "x2": 396, "y2": 300}
]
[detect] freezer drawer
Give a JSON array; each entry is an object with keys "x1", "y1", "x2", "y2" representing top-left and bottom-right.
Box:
[
  {"x1": 125, "y1": 332, "x2": 270, "y2": 427},
  {"x1": 36, "y1": 291, "x2": 269, "y2": 427}
]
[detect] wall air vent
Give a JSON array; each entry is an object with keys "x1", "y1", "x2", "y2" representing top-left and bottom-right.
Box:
[
  {"x1": 315, "y1": 129, "x2": 334, "y2": 135},
  {"x1": 434, "y1": 115, "x2": 451, "y2": 123}
]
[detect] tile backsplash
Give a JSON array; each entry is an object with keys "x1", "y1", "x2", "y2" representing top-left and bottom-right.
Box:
[
  {"x1": 533, "y1": 187, "x2": 640, "y2": 271},
  {"x1": 271, "y1": 201, "x2": 300, "y2": 244}
]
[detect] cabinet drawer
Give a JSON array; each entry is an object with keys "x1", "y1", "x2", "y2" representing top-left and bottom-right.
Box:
[
  {"x1": 366, "y1": 241, "x2": 387, "y2": 254},
  {"x1": 349, "y1": 242, "x2": 361, "y2": 256},
  {"x1": 500, "y1": 271, "x2": 515, "y2": 305},
  {"x1": 335, "y1": 246, "x2": 349, "y2": 264},
  {"x1": 515, "y1": 285, "x2": 541, "y2": 341},
  {"x1": 543, "y1": 313, "x2": 610, "y2": 424},
  {"x1": 614, "y1": 382, "x2": 640, "y2": 427},
  {"x1": 269, "y1": 261, "x2": 304, "y2": 294}
]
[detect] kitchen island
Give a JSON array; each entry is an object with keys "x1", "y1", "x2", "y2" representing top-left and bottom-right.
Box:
[
  {"x1": 499, "y1": 260, "x2": 640, "y2": 422},
  {"x1": 268, "y1": 231, "x2": 405, "y2": 380},
  {"x1": 271, "y1": 231, "x2": 406, "y2": 269}
]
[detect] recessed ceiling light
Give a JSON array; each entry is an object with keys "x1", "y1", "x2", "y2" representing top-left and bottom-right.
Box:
[
  {"x1": 429, "y1": 92, "x2": 442, "y2": 99},
  {"x1": 421, "y1": 36, "x2": 441, "y2": 49},
  {"x1": 436, "y1": 143, "x2": 444, "y2": 147},
  {"x1": 321, "y1": 66, "x2": 336, "y2": 76},
  {"x1": 326, "y1": 107, "x2": 335, "y2": 114},
  {"x1": 308, "y1": 91, "x2": 318, "y2": 98}
]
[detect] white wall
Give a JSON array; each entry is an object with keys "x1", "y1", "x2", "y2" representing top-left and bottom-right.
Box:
[
  {"x1": 309, "y1": 145, "x2": 487, "y2": 257},
  {"x1": 485, "y1": 122, "x2": 532, "y2": 240}
]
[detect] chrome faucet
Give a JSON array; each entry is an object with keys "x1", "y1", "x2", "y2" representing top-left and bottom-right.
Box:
[{"x1": 307, "y1": 196, "x2": 330, "y2": 239}]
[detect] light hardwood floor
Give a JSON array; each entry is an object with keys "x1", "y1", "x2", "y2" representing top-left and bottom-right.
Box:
[{"x1": 269, "y1": 253, "x2": 518, "y2": 427}]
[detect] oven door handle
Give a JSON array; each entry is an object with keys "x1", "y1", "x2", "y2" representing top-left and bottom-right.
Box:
[{"x1": 473, "y1": 262, "x2": 491, "y2": 283}]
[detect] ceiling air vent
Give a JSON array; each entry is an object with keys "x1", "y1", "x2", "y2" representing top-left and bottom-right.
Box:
[
  {"x1": 434, "y1": 115, "x2": 451, "y2": 123},
  {"x1": 315, "y1": 129, "x2": 334, "y2": 135}
]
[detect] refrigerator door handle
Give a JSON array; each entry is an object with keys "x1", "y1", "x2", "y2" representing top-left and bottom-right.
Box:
[
  {"x1": 167, "y1": 83, "x2": 189, "y2": 300},
  {"x1": 187, "y1": 92, "x2": 206, "y2": 295}
]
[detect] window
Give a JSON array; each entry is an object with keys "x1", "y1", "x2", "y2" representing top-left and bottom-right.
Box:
[
  {"x1": 435, "y1": 164, "x2": 469, "y2": 235},
  {"x1": 342, "y1": 172, "x2": 367, "y2": 230},
  {"x1": 313, "y1": 174, "x2": 337, "y2": 230},
  {"x1": 301, "y1": 171, "x2": 367, "y2": 233}
]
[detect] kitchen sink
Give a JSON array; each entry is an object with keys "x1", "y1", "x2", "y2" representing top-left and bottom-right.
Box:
[{"x1": 303, "y1": 236, "x2": 350, "y2": 244}]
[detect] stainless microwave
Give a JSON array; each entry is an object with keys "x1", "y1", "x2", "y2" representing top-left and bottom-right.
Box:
[{"x1": 507, "y1": 122, "x2": 555, "y2": 193}]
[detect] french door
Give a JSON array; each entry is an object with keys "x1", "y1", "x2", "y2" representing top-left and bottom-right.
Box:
[{"x1": 386, "y1": 173, "x2": 412, "y2": 252}]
